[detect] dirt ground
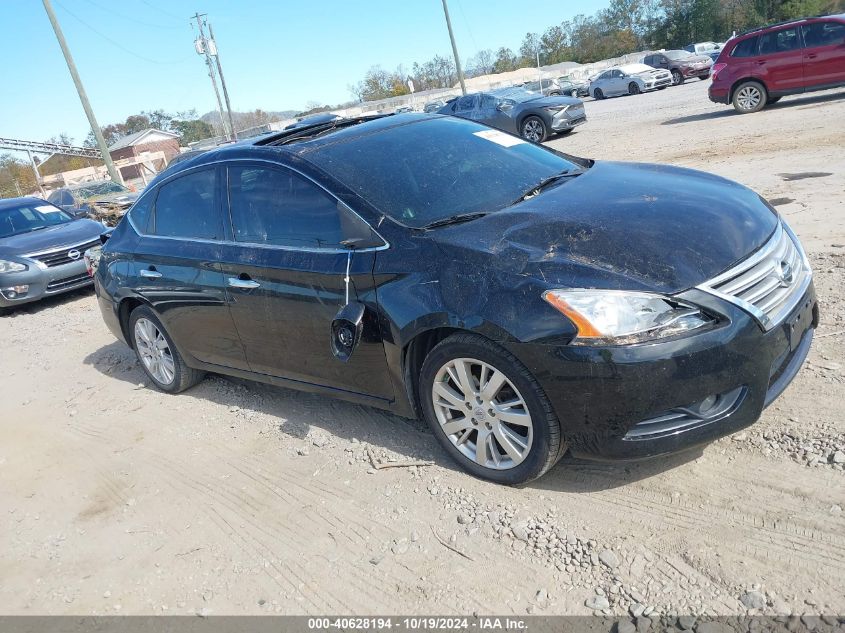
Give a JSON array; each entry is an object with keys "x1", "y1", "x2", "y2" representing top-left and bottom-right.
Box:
[{"x1": 1, "y1": 80, "x2": 844, "y2": 618}]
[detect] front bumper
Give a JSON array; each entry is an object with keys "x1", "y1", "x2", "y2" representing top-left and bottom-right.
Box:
[
  {"x1": 505, "y1": 284, "x2": 818, "y2": 461},
  {"x1": 643, "y1": 76, "x2": 673, "y2": 91},
  {"x1": 551, "y1": 107, "x2": 587, "y2": 132},
  {"x1": 0, "y1": 259, "x2": 92, "y2": 307}
]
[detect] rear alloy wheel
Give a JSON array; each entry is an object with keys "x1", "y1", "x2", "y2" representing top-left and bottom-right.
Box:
[
  {"x1": 419, "y1": 333, "x2": 566, "y2": 484},
  {"x1": 671, "y1": 70, "x2": 684, "y2": 85},
  {"x1": 593, "y1": 88, "x2": 604, "y2": 100},
  {"x1": 129, "y1": 306, "x2": 205, "y2": 393},
  {"x1": 628, "y1": 82, "x2": 641, "y2": 95},
  {"x1": 520, "y1": 116, "x2": 548, "y2": 143},
  {"x1": 732, "y1": 81, "x2": 767, "y2": 114}
]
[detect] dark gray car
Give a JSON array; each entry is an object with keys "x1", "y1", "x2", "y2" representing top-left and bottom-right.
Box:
[
  {"x1": 0, "y1": 197, "x2": 105, "y2": 310},
  {"x1": 438, "y1": 88, "x2": 586, "y2": 143}
]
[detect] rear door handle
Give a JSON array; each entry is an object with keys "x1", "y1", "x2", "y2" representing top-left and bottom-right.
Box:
[
  {"x1": 140, "y1": 269, "x2": 162, "y2": 279},
  {"x1": 228, "y1": 277, "x2": 260, "y2": 289}
]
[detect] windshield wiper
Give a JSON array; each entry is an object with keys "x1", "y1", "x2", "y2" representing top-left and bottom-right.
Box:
[
  {"x1": 510, "y1": 169, "x2": 583, "y2": 206},
  {"x1": 418, "y1": 212, "x2": 490, "y2": 230}
]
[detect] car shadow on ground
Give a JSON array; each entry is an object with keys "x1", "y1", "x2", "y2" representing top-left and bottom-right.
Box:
[
  {"x1": 662, "y1": 89, "x2": 845, "y2": 126},
  {"x1": 83, "y1": 340, "x2": 706, "y2": 493},
  {"x1": 0, "y1": 286, "x2": 94, "y2": 316}
]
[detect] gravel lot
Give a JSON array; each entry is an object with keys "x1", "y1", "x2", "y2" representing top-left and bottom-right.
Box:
[{"x1": 1, "y1": 80, "x2": 844, "y2": 618}]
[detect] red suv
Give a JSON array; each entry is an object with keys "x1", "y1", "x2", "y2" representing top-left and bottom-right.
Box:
[{"x1": 709, "y1": 14, "x2": 845, "y2": 113}]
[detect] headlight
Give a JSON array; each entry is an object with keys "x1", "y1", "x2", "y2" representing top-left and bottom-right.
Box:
[
  {"x1": 543, "y1": 289, "x2": 713, "y2": 344},
  {"x1": 544, "y1": 105, "x2": 567, "y2": 112},
  {"x1": 0, "y1": 260, "x2": 27, "y2": 273}
]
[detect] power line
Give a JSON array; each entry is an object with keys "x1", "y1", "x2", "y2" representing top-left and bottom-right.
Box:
[
  {"x1": 53, "y1": 0, "x2": 193, "y2": 65},
  {"x1": 78, "y1": 0, "x2": 184, "y2": 30},
  {"x1": 138, "y1": 0, "x2": 185, "y2": 22}
]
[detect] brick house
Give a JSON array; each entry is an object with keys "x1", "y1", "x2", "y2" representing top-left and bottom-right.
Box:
[{"x1": 108, "y1": 129, "x2": 181, "y2": 181}]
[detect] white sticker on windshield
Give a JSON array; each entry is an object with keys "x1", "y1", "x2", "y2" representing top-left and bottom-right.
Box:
[{"x1": 472, "y1": 130, "x2": 526, "y2": 147}]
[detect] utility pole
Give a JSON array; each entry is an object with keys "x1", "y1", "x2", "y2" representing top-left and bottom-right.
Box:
[
  {"x1": 207, "y1": 22, "x2": 237, "y2": 140},
  {"x1": 42, "y1": 0, "x2": 122, "y2": 184},
  {"x1": 26, "y1": 150, "x2": 45, "y2": 197},
  {"x1": 441, "y1": 0, "x2": 466, "y2": 95},
  {"x1": 192, "y1": 13, "x2": 230, "y2": 140}
]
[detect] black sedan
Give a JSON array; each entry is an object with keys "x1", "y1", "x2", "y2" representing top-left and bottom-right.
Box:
[
  {"x1": 94, "y1": 114, "x2": 816, "y2": 484},
  {"x1": 0, "y1": 197, "x2": 105, "y2": 310},
  {"x1": 438, "y1": 88, "x2": 586, "y2": 143}
]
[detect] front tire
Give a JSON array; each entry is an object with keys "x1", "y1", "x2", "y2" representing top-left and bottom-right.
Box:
[
  {"x1": 671, "y1": 70, "x2": 684, "y2": 85},
  {"x1": 129, "y1": 305, "x2": 205, "y2": 393},
  {"x1": 628, "y1": 82, "x2": 641, "y2": 95},
  {"x1": 732, "y1": 81, "x2": 767, "y2": 113},
  {"x1": 419, "y1": 333, "x2": 567, "y2": 484},
  {"x1": 699, "y1": 74, "x2": 710, "y2": 81},
  {"x1": 520, "y1": 116, "x2": 548, "y2": 143}
]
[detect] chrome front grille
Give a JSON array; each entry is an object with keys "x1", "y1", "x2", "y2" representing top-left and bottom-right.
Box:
[
  {"x1": 698, "y1": 223, "x2": 811, "y2": 331},
  {"x1": 26, "y1": 239, "x2": 101, "y2": 268}
]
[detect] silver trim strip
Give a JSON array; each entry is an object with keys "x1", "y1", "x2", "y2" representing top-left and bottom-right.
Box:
[
  {"x1": 125, "y1": 157, "x2": 390, "y2": 254},
  {"x1": 696, "y1": 222, "x2": 812, "y2": 330}
]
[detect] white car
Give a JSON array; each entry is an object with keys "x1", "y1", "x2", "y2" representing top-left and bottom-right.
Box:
[{"x1": 589, "y1": 64, "x2": 673, "y2": 99}]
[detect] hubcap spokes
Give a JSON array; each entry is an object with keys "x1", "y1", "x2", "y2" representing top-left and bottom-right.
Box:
[
  {"x1": 134, "y1": 318, "x2": 175, "y2": 385},
  {"x1": 738, "y1": 87, "x2": 760, "y2": 110},
  {"x1": 432, "y1": 358, "x2": 533, "y2": 470},
  {"x1": 524, "y1": 121, "x2": 542, "y2": 142}
]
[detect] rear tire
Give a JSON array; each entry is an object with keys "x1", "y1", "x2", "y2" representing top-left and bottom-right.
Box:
[
  {"x1": 628, "y1": 82, "x2": 641, "y2": 95},
  {"x1": 699, "y1": 74, "x2": 710, "y2": 81},
  {"x1": 129, "y1": 305, "x2": 205, "y2": 393},
  {"x1": 671, "y1": 70, "x2": 684, "y2": 85},
  {"x1": 732, "y1": 81, "x2": 767, "y2": 113},
  {"x1": 419, "y1": 333, "x2": 567, "y2": 485}
]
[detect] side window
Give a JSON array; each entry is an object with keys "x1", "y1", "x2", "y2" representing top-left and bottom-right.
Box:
[
  {"x1": 47, "y1": 191, "x2": 61, "y2": 205},
  {"x1": 61, "y1": 191, "x2": 74, "y2": 206},
  {"x1": 759, "y1": 27, "x2": 800, "y2": 55},
  {"x1": 227, "y1": 166, "x2": 347, "y2": 249},
  {"x1": 456, "y1": 95, "x2": 477, "y2": 112},
  {"x1": 480, "y1": 95, "x2": 498, "y2": 110},
  {"x1": 151, "y1": 169, "x2": 220, "y2": 240},
  {"x1": 803, "y1": 21, "x2": 845, "y2": 47},
  {"x1": 128, "y1": 191, "x2": 154, "y2": 233},
  {"x1": 732, "y1": 36, "x2": 760, "y2": 58},
  {"x1": 611, "y1": 70, "x2": 623, "y2": 78}
]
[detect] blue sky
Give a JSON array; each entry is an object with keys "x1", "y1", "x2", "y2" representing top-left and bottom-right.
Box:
[{"x1": 1, "y1": 0, "x2": 608, "y2": 144}]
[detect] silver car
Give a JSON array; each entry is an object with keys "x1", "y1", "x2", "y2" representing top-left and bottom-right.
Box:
[{"x1": 590, "y1": 64, "x2": 673, "y2": 99}]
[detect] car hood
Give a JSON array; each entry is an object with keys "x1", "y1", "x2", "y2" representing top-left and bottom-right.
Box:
[
  {"x1": 0, "y1": 219, "x2": 105, "y2": 257},
  {"x1": 88, "y1": 191, "x2": 139, "y2": 207},
  {"x1": 634, "y1": 68, "x2": 671, "y2": 78},
  {"x1": 520, "y1": 95, "x2": 582, "y2": 107},
  {"x1": 681, "y1": 54, "x2": 713, "y2": 64},
  {"x1": 427, "y1": 161, "x2": 778, "y2": 294}
]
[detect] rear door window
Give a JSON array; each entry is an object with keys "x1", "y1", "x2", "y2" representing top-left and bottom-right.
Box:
[
  {"x1": 759, "y1": 27, "x2": 801, "y2": 55},
  {"x1": 150, "y1": 168, "x2": 221, "y2": 240},
  {"x1": 456, "y1": 95, "x2": 478, "y2": 112},
  {"x1": 802, "y1": 21, "x2": 845, "y2": 47},
  {"x1": 732, "y1": 36, "x2": 760, "y2": 57}
]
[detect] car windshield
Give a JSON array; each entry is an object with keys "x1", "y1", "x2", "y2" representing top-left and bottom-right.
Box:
[
  {"x1": 664, "y1": 50, "x2": 693, "y2": 60},
  {"x1": 0, "y1": 202, "x2": 73, "y2": 238},
  {"x1": 303, "y1": 117, "x2": 583, "y2": 228},
  {"x1": 75, "y1": 181, "x2": 128, "y2": 198},
  {"x1": 491, "y1": 87, "x2": 541, "y2": 103}
]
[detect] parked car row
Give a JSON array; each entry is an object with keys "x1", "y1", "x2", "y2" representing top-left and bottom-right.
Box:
[{"x1": 589, "y1": 63, "x2": 673, "y2": 99}]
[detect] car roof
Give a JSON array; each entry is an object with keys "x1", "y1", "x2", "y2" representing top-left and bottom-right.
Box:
[
  {"x1": 737, "y1": 13, "x2": 843, "y2": 37},
  {"x1": 144, "y1": 113, "x2": 444, "y2": 181},
  {"x1": 0, "y1": 196, "x2": 44, "y2": 210}
]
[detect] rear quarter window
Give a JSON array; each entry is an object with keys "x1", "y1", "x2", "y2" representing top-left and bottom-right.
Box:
[
  {"x1": 128, "y1": 191, "x2": 154, "y2": 233},
  {"x1": 731, "y1": 36, "x2": 760, "y2": 58}
]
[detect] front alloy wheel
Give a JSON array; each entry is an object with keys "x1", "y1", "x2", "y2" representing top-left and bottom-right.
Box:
[
  {"x1": 520, "y1": 116, "x2": 547, "y2": 143},
  {"x1": 419, "y1": 333, "x2": 567, "y2": 484},
  {"x1": 432, "y1": 358, "x2": 533, "y2": 470},
  {"x1": 671, "y1": 70, "x2": 684, "y2": 85}
]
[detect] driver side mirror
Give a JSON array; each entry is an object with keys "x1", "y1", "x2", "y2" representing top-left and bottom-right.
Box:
[{"x1": 496, "y1": 102, "x2": 513, "y2": 112}]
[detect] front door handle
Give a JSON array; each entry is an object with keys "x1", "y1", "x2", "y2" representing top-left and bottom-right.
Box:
[
  {"x1": 228, "y1": 277, "x2": 260, "y2": 289},
  {"x1": 140, "y1": 269, "x2": 162, "y2": 279}
]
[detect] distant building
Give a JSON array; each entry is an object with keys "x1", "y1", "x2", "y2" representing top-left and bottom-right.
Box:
[{"x1": 108, "y1": 129, "x2": 180, "y2": 181}]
